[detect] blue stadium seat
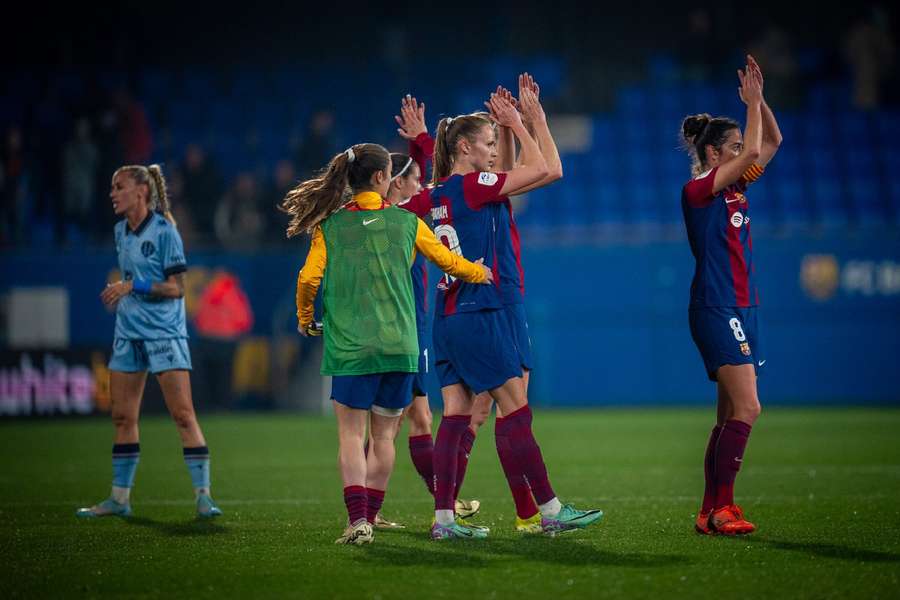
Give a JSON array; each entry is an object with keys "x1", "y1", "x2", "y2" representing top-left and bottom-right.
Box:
[
  {"x1": 616, "y1": 86, "x2": 649, "y2": 116},
  {"x1": 772, "y1": 177, "x2": 808, "y2": 225},
  {"x1": 592, "y1": 180, "x2": 626, "y2": 224},
  {"x1": 847, "y1": 178, "x2": 885, "y2": 225},
  {"x1": 811, "y1": 179, "x2": 847, "y2": 228}
]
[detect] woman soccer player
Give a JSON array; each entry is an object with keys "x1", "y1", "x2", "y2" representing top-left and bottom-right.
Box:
[
  {"x1": 77, "y1": 165, "x2": 222, "y2": 519},
  {"x1": 424, "y1": 91, "x2": 602, "y2": 539},
  {"x1": 385, "y1": 95, "x2": 483, "y2": 525},
  {"x1": 287, "y1": 143, "x2": 492, "y2": 545},
  {"x1": 465, "y1": 75, "x2": 566, "y2": 534},
  {"x1": 681, "y1": 55, "x2": 781, "y2": 535}
]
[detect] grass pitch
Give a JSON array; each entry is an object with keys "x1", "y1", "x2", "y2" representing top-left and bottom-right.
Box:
[{"x1": 1, "y1": 408, "x2": 899, "y2": 599}]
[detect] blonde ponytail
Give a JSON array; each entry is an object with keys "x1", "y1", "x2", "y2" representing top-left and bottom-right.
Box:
[{"x1": 147, "y1": 164, "x2": 175, "y2": 225}]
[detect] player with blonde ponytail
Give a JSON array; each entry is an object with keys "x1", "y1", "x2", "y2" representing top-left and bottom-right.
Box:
[{"x1": 77, "y1": 164, "x2": 222, "y2": 520}]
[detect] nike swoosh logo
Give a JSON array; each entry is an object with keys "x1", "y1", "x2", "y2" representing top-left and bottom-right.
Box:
[
  {"x1": 758, "y1": 360, "x2": 766, "y2": 366},
  {"x1": 363, "y1": 218, "x2": 379, "y2": 226},
  {"x1": 725, "y1": 198, "x2": 740, "y2": 203}
]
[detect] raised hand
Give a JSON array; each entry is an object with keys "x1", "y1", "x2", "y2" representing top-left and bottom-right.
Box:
[
  {"x1": 519, "y1": 86, "x2": 546, "y2": 125},
  {"x1": 395, "y1": 94, "x2": 427, "y2": 140},
  {"x1": 747, "y1": 54, "x2": 764, "y2": 95},
  {"x1": 738, "y1": 65, "x2": 762, "y2": 106},
  {"x1": 484, "y1": 93, "x2": 523, "y2": 129},
  {"x1": 486, "y1": 85, "x2": 518, "y2": 124},
  {"x1": 518, "y1": 72, "x2": 540, "y2": 100}
]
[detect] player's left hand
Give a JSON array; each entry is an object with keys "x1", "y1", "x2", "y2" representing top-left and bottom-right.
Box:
[
  {"x1": 747, "y1": 55, "x2": 764, "y2": 95},
  {"x1": 395, "y1": 94, "x2": 427, "y2": 140},
  {"x1": 100, "y1": 280, "x2": 132, "y2": 309},
  {"x1": 519, "y1": 86, "x2": 546, "y2": 125},
  {"x1": 518, "y1": 72, "x2": 540, "y2": 101}
]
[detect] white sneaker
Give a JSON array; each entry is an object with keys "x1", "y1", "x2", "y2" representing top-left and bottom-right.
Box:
[{"x1": 335, "y1": 520, "x2": 374, "y2": 545}]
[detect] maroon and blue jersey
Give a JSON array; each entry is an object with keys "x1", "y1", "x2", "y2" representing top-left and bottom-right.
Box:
[
  {"x1": 682, "y1": 164, "x2": 765, "y2": 308},
  {"x1": 495, "y1": 198, "x2": 526, "y2": 305},
  {"x1": 397, "y1": 133, "x2": 437, "y2": 330},
  {"x1": 426, "y1": 171, "x2": 508, "y2": 315}
]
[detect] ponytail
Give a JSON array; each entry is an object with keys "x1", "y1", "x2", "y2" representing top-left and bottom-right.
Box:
[
  {"x1": 147, "y1": 164, "x2": 175, "y2": 225},
  {"x1": 681, "y1": 113, "x2": 741, "y2": 177},
  {"x1": 280, "y1": 143, "x2": 390, "y2": 237}
]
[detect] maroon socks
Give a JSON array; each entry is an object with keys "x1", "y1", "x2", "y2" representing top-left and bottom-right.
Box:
[
  {"x1": 714, "y1": 419, "x2": 752, "y2": 508},
  {"x1": 495, "y1": 414, "x2": 540, "y2": 518},
  {"x1": 494, "y1": 405, "x2": 555, "y2": 506},
  {"x1": 432, "y1": 415, "x2": 471, "y2": 511},
  {"x1": 453, "y1": 427, "x2": 476, "y2": 501},
  {"x1": 365, "y1": 487, "x2": 385, "y2": 524},
  {"x1": 343, "y1": 485, "x2": 367, "y2": 525},
  {"x1": 702, "y1": 425, "x2": 724, "y2": 513},
  {"x1": 408, "y1": 434, "x2": 435, "y2": 495}
]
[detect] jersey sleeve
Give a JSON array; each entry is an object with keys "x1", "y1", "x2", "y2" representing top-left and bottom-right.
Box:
[
  {"x1": 410, "y1": 133, "x2": 435, "y2": 184},
  {"x1": 462, "y1": 171, "x2": 509, "y2": 209},
  {"x1": 413, "y1": 219, "x2": 486, "y2": 284},
  {"x1": 295, "y1": 227, "x2": 327, "y2": 327},
  {"x1": 160, "y1": 223, "x2": 187, "y2": 277},
  {"x1": 397, "y1": 188, "x2": 432, "y2": 219},
  {"x1": 682, "y1": 167, "x2": 718, "y2": 208}
]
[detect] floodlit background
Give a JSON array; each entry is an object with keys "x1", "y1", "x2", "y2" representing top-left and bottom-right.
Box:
[{"x1": 1, "y1": 2, "x2": 899, "y2": 415}]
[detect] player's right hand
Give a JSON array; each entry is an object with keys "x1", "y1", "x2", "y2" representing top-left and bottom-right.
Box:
[
  {"x1": 297, "y1": 321, "x2": 323, "y2": 337},
  {"x1": 395, "y1": 94, "x2": 427, "y2": 140}
]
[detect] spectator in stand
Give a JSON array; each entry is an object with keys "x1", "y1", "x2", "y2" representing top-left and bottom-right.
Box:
[
  {"x1": 0, "y1": 126, "x2": 29, "y2": 246},
  {"x1": 214, "y1": 172, "x2": 265, "y2": 249},
  {"x1": 266, "y1": 159, "x2": 298, "y2": 241},
  {"x1": 114, "y1": 88, "x2": 153, "y2": 164},
  {"x1": 294, "y1": 110, "x2": 338, "y2": 178},
  {"x1": 192, "y1": 269, "x2": 254, "y2": 410},
  {"x1": 843, "y1": 6, "x2": 895, "y2": 110},
  {"x1": 181, "y1": 144, "x2": 223, "y2": 239},
  {"x1": 748, "y1": 27, "x2": 801, "y2": 109},
  {"x1": 62, "y1": 118, "x2": 99, "y2": 243},
  {"x1": 678, "y1": 9, "x2": 717, "y2": 82}
]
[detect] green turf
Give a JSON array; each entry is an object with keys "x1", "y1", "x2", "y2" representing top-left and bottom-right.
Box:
[{"x1": 1, "y1": 408, "x2": 899, "y2": 599}]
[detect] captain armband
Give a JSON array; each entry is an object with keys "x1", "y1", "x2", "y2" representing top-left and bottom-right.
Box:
[{"x1": 742, "y1": 164, "x2": 765, "y2": 184}]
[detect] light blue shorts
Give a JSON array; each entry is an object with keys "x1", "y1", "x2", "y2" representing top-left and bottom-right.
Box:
[{"x1": 109, "y1": 338, "x2": 193, "y2": 374}]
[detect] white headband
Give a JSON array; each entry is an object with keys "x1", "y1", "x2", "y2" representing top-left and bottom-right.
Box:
[
  {"x1": 346, "y1": 148, "x2": 355, "y2": 162},
  {"x1": 391, "y1": 157, "x2": 414, "y2": 181}
]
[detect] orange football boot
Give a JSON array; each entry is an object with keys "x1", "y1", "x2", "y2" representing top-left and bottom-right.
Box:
[
  {"x1": 710, "y1": 504, "x2": 755, "y2": 535},
  {"x1": 694, "y1": 509, "x2": 714, "y2": 535}
]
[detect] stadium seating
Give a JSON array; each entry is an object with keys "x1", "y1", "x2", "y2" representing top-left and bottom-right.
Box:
[{"x1": 5, "y1": 66, "x2": 898, "y2": 241}]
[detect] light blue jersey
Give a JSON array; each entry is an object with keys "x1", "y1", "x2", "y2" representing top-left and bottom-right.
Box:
[{"x1": 113, "y1": 212, "x2": 188, "y2": 340}]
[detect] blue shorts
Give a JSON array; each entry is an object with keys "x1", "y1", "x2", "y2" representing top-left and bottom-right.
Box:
[
  {"x1": 689, "y1": 307, "x2": 765, "y2": 382},
  {"x1": 109, "y1": 338, "x2": 192, "y2": 374},
  {"x1": 413, "y1": 328, "x2": 430, "y2": 397},
  {"x1": 433, "y1": 309, "x2": 523, "y2": 394},
  {"x1": 504, "y1": 303, "x2": 533, "y2": 371},
  {"x1": 331, "y1": 372, "x2": 414, "y2": 414}
]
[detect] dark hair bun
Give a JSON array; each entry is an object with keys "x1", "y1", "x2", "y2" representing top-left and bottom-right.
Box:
[{"x1": 682, "y1": 113, "x2": 712, "y2": 144}]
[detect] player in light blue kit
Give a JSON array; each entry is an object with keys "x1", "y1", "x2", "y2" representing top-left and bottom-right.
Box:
[{"x1": 76, "y1": 164, "x2": 222, "y2": 519}]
